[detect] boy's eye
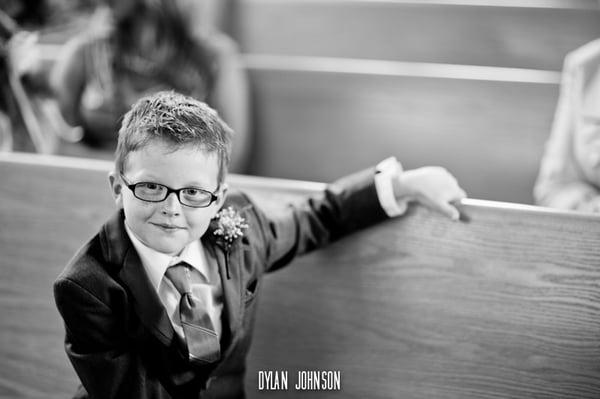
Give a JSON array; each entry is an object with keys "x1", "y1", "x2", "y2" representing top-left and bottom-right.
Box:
[
  {"x1": 182, "y1": 188, "x2": 200, "y2": 197},
  {"x1": 137, "y1": 183, "x2": 164, "y2": 193}
]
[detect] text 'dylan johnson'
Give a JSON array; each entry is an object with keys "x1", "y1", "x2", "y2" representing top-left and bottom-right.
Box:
[{"x1": 257, "y1": 370, "x2": 341, "y2": 391}]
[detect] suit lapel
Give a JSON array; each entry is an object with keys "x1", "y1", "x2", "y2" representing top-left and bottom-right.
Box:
[
  {"x1": 102, "y1": 210, "x2": 176, "y2": 347},
  {"x1": 203, "y1": 233, "x2": 243, "y2": 359},
  {"x1": 119, "y1": 250, "x2": 176, "y2": 347}
]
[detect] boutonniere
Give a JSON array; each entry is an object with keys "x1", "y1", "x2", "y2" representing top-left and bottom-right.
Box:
[{"x1": 212, "y1": 206, "x2": 249, "y2": 279}]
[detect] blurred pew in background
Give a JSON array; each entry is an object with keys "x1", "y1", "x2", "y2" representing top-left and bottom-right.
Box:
[
  {"x1": 229, "y1": 0, "x2": 600, "y2": 71},
  {"x1": 30, "y1": 0, "x2": 600, "y2": 204},
  {"x1": 245, "y1": 57, "x2": 559, "y2": 204},
  {"x1": 2, "y1": 152, "x2": 600, "y2": 398},
  {"x1": 227, "y1": 0, "x2": 599, "y2": 203}
]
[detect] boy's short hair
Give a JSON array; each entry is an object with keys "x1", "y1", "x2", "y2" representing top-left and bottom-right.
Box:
[{"x1": 115, "y1": 91, "x2": 233, "y2": 184}]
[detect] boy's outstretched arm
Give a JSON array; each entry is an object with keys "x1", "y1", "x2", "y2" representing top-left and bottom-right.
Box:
[
  {"x1": 375, "y1": 157, "x2": 467, "y2": 220},
  {"x1": 251, "y1": 157, "x2": 466, "y2": 273}
]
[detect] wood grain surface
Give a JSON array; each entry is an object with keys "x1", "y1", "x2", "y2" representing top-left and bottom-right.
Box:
[
  {"x1": 1, "y1": 153, "x2": 599, "y2": 398},
  {"x1": 248, "y1": 68, "x2": 558, "y2": 204},
  {"x1": 245, "y1": 200, "x2": 600, "y2": 398},
  {"x1": 231, "y1": 0, "x2": 600, "y2": 71}
]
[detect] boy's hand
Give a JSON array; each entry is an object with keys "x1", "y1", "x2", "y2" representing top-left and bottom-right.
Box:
[{"x1": 394, "y1": 166, "x2": 467, "y2": 220}]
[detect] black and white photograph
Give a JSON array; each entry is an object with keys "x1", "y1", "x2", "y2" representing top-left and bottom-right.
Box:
[{"x1": 1, "y1": 0, "x2": 600, "y2": 398}]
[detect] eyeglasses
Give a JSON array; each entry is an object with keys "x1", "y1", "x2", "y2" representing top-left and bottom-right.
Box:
[{"x1": 119, "y1": 172, "x2": 219, "y2": 208}]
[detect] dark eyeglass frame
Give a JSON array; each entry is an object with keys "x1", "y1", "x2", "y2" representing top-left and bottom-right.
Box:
[{"x1": 119, "y1": 172, "x2": 219, "y2": 208}]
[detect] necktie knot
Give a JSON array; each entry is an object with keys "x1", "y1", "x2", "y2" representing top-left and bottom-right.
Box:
[{"x1": 165, "y1": 262, "x2": 192, "y2": 295}]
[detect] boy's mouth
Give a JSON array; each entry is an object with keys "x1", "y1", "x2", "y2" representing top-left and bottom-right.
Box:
[{"x1": 152, "y1": 222, "x2": 184, "y2": 231}]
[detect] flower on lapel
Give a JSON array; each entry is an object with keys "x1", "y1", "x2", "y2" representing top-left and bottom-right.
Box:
[
  {"x1": 212, "y1": 206, "x2": 248, "y2": 280},
  {"x1": 212, "y1": 206, "x2": 249, "y2": 247}
]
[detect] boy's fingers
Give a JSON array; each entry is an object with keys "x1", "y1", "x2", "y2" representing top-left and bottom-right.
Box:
[
  {"x1": 434, "y1": 200, "x2": 461, "y2": 221},
  {"x1": 444, "y1": 188, "x2": 467, "y2": 205}
]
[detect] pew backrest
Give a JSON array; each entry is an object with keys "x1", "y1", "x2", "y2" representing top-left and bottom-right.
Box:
[
  {"x1": 247, "y1": 197, "x2": 600, "y2": 398},
  {"x1": 229, "y1": 0, "x2": 600, "y2": 71},
  {"x1": 32, "y1": 51, "x2": 562, "y2": 204},
  {"x1": 245, "y1": 61, "x2": 559, "y2": 204},
  {"x1": 1, "y1": 152, "x2": 600, "y2": 398},
  {"x1": 38, "y1": 0, "x2": 587, "y2": 204}
]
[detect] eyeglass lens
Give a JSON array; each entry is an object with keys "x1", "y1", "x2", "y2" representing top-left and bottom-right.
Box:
[{"x1": 134, "y1": 183, "x2": 213, "y2": 207}]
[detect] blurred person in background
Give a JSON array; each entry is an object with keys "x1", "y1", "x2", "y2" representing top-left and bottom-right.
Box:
[
  {"x1": 535, "y1": 38, "x2": 600, "y2": 212},
  {"x1": 51, "y1": 0, "x2": 251, "y2": 172},
  {"x1": 1, "y1": 0, "x2": 98, "y2": 152},
  {"x1": 0, "y1": 0, "x2": 69, "y2": 152}
]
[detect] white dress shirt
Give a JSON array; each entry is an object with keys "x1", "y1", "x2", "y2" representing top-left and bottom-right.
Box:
[
  {"x1": 375, "y1": 156, "x2": 409, "y2": 217},
  {"x1": 125, "y1": 223, "x2": 224, "y2": 339}
]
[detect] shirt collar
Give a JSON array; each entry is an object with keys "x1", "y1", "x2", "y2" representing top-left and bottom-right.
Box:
[{"x1": 124, "y1": 221, "x2": 210, "y2": 292}]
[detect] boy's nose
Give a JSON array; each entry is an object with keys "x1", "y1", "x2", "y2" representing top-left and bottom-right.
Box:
[{"x1": 161, "y1": 192, "x2": 182, "y2": 216}]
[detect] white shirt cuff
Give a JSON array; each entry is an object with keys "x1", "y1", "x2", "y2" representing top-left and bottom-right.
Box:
[{"x1": 374, "y1": 156, "x2": 408, "y2": 217}]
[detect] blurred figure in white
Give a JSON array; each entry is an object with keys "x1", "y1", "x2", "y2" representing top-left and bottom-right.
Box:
[{"x1": 535, "y1": 38, "x2": 600, "y2": 212}]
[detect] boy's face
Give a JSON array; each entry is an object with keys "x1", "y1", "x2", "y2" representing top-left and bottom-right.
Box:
[{"x1": 109, "y1": 140, "x2": 225, "y2": 255}]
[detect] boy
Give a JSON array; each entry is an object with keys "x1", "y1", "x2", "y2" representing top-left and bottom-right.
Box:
[{"x1": 54, "y1": 91, "x2": 466, "y2": 399}]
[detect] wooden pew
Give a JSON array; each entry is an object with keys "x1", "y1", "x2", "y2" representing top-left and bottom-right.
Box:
[
  {"x1": 1, "y1": 152, "x2": 600, "y2": 398},
  {"x1": 36, "y1": 0, "x2": 574, "y2": 205},
  {"x1": 230, "y1": 0, "x2": 600, "y2": 71},
  {"x1": 247, "y1": 193, "x2": 600, "y2": 398},
  {"x1": 246, "y1": 61, "x2": 560, "y2": 204},
  {"x1": 40, "y1": 0, "x2": 600, "y2": 72},
  {"x1": 33, "y1": 48, "x2": 560, "y2": 204}
]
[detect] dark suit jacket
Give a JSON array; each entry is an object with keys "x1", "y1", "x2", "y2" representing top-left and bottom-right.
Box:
[{"x1": 54, "y1": 168, "x2": 388, "y2": 399}]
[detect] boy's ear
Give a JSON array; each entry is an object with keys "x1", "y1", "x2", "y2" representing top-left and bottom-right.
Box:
[
  {"x1": 215, "y1": 184, "x2": 228, "y2": 209},
  {"x1": 108, "y1": 171, "x2": 124, "y2": 208}
]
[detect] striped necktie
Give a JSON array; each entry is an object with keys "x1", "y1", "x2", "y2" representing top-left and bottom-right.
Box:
[{"x1": 165, "y1": 262, "x2": 221, "y2": 364}]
